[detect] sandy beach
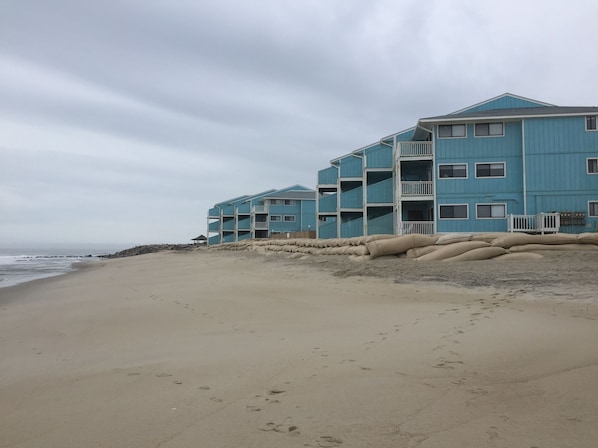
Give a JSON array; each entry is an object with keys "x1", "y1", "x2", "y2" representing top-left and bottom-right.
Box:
[{"x1": 1, "y1": 249, "x2": 597, "y2": 448}]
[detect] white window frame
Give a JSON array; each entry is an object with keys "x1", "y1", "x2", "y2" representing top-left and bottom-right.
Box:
[
  {"x1": 589, "y1": 201, "x2": 598, "y2": 217},
  {"x1": 439, "y1": 204, "x2": 469, "y2": 220},
  {"x1": 270, "y1": 215, "x2": 282, "y2": 222},
  {"x1": 438, "y1": 124, "x2": 467, "y2": 139},
  {"x1": 476, "y1": 203, "x2": 507, "y2": 219},
  {"x1": 587, "y1": 158, "x2": 598, "y2": 174},
  {"x1": 284, "y1": 199, "x2": 296, "y2": 206},
  {"x1": 438, "y1": 163, "x2": 468, "y2": 179},
  {"x1": 475, "y1": 162, "x2": 506, "y2": 178},
  {"x1": 474, "y1": 122, "x2": 504, "y2": 137},
  {"x1": 283, "y1": 215, "x2": 296, "y2": 222},
  {"x1": 270, "y1": 199, "x2": 282, "y2": 206},
  {"x1": 586, "y1": 115, "x2": 597, "y2": 131}
]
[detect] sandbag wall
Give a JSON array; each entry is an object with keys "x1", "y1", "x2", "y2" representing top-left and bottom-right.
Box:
[{"x1": 212, "y1": 232, "x2": 598, "y2": 261}]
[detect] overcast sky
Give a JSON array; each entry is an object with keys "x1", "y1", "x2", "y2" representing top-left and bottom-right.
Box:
[{"x1": 1, "y1": 0, "x2": 597, "y2": 247}]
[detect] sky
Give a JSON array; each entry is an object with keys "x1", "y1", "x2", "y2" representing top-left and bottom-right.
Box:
[{"x1": 1, "y1": 0, "x2": 598, "y2": 247}]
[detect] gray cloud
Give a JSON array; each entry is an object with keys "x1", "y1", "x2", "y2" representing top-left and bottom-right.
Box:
[{"x1": 1, "y1": 0, "x2": 597, "y2": 246}]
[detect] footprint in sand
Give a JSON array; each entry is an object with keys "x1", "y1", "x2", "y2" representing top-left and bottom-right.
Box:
[{"x1": 317, "y1": 435, "x2": 343, "y2": 447}]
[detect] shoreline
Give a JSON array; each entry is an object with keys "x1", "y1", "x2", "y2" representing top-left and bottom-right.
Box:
[{"x1": 1, "y1": 250, "x2": 597, "y2": 447}]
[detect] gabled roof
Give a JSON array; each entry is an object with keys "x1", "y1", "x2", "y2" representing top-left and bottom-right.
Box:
[{"x1": 449, "y1": 92, "x2": 554, "y2": 115}]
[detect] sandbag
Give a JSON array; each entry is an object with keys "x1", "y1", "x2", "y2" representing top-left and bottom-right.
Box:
[
  {"x1": 435, "y1": 233, "x2": 472, "y2": 245},
  {"x1": 493, "y1": 252, "x2": 544, "y2": 261},
  {"x1": 416, "y1": 241, "x2": 490, "y2": 261},
  {"x1": 365, "y1": 234, "x2": 397, "y2": 243},
  {"x1": 442, "y1": 246, "x2": 508, "y2": 262},
  {"x1": 509, "y1": 243, "x2": 598, "y2": 252},
  {"x1": 406, "y1": 245, "x2": 442, "y2": 259},
  {"x1": 366, "y1": 234, "x2": 436, "y2": 259},
  {"x1": 491, "y1": 233, "x2": 577, "y2": 248},
  {"x1": 577, "y1": 233, "x2": 598, "y2": 245},
  {"x1": 471, "y1": 232, "x2": 510, "y2": 243}
]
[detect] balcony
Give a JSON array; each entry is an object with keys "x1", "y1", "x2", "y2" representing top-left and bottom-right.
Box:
[
  {"x1": 253, "y1": 221, "x2": 268, "y2": 230},
  {"x1": 508, "y1": 213, "x2": 560, "y2": 234},
  {"x1": 398, "y1": 221, "x2": 435, "y2": 235},
  {"x1": 400, "y1": 181, "x2": 433, "y2": 198},
  {"x1": 252, "y1": 205, "x2": 268, "y2": 214},
  {"x1": 397, "y1": 142, "x2": 433, "y2": 159}
]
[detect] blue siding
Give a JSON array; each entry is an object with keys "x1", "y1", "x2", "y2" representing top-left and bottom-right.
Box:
[
  {"x1": 221, "y1": 205, "x2": 235, "y2": 216},
  {"x1": 366, "y1": 175, "x2": 393, "y2": 203},
  {"x1": 318, "y1": 218, "x2": 338, "y2": 239},
  {"x1": 208, "y1": 221, "x2": 220, "y2": 232},
  {"x1": 237, "y1": 203, "x2": 250, "y2": 214},
  {"x1": 365, "y1": 144, "x2": 393, "y2": 169},
  {"x1": 340, "y1": 214, "x2": 364, "y2": 238},
  {"x1": 318, "y1": 166, "x2": 338, "y2": 184},
  {"x1": 340, "y1": 184, "x2": 363, "y2": 208},
  {"x1": 237, "y1": 216, "x2": 250, "y2": 230},
  {"x1": 459, "y1": 95, "x2": 549, "y2": 114},
  {"x1": 367, "y1": 207, "x2": 394, "y2": 235},
  {"x1": 339, "y1": 155, "x2": 363, "y2": 178},
  {"x1": 318, "y1": 193, "x2": 338, "y2": 213},
  {"x1": 435, "y1": 122, "x2": 524, "y2": 204},
  {"x1": 222, "y1": 218, "x2": 235, "y2": 231}
]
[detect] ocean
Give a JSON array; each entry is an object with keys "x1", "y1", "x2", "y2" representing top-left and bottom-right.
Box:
[{"x1": 0, "y1": 245, "x2": 127, "y2": 289}]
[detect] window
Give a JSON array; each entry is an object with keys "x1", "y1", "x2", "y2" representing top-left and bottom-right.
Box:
[
  {"x1": 439, "y1": 163, "x2": 467, "y2": 178},
  {"x1": 439, "y1": 204, "x2": 468, "y2": 219},
  {"x1": 475, "y1": 122, "x2": 504, "y2": 137},
  {"x1": 476, "y1": 162, "x2": 505, "y2": 178},
  {"x1": 284, "y1": 199, "x2": 296, "y2": 206},
  {"x1": 477, "y1": 203, "x2": 506, "y2": 219},
  {"x1": 586, "y1": 116, "x2": 597, "y2": 131},
  {"x1": 270, "y1": 215, "x2": 281, "y2": 222},
  {"x1": 438, "y1": 124, "x2": 466, "y2": 138},
  {"x1": 589, "y1": 202, "x2": 598, "y2": 217},
  {"x1": 284, "y1": 215, "x2": 296, "y2": 222},
  {"x1": 588, "y1": 158, "x2": 598, "y2": 174}
]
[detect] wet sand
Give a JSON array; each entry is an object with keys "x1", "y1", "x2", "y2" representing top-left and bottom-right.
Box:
[{"x1": 1, "y1": 250, "x2": 597, "y2": 447}]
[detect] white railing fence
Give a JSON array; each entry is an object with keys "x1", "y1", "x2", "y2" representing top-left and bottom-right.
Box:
[
  {"x1": 508, "y1": 213, "x2": 560, "y2": 234},
  {"x1": 397, "y1": 142, "x2": 433, "y2": 158},
  {"x1": 400, "y1": 181, "x2": 434, "y2": 196},
  {"x1": 398, "y1": 221, "x2": 435, "y2": 235}
]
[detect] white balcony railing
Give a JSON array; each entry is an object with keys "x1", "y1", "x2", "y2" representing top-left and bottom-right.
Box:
[
  {"x1": 253, "y1": 221, "x2": 268, "y2": 230},
  {"x1": 398, "y1": 221, "x2": 435, "y2": 235},
  {"x1": 397, "y1": 142, "x2": 433, "y2": 158},
  {"x1": 508, "y1": 213, "x2": 560, "y2": 234},
  {"x1": 252, "y1": 205, "x2": 268, "y2": 214},
  {"x1": 400, "y1": 181, "x2": 433, "y2": 196}
]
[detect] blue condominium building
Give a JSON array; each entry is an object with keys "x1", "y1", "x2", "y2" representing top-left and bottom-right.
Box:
[
  {"x1": 207, "y1": 185, "x2": 316, "y2": 245},
  {"x1": 316, "y1": 93, "x2": 598, "y2": 238}
]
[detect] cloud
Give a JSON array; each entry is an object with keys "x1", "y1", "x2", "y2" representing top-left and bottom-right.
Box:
[{"x1": 1, "y1": 0, "x2": 597, "y2": 246}]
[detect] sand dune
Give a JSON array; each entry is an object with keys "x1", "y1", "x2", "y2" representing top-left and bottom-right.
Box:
[{"x1": 1, "y1": 250, "x2": 597, "y2": 447}]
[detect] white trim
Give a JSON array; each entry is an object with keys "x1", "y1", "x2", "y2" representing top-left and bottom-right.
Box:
[
  {"x1": 474, "y1": 122, "x2": 504, "y2": 137},
  {"x1": 283, "y1": 215, "x2": 296, "y2": 222},
  {"x1": 475, "y1": 161, "x2": 506, "y2": 178},
  {"x1": 439, "y1": 203, "x2": 469, "y2": 220},
  {"x1": 270, "y1": 215, "x2": 282, "y2": 222},
  {"x1": 589, "y1": 201, "x2": 598, "y2": 217},
  {"x1": 438, "y1": 163, "x2": 468, "y2": 179},
  {"x1": 587, "y1": 158, "x2": 598, "y2": 174},
  {"x1": 421, "y1": 111, "x2": 597, "y2": 124},
  {"x1": 476, "y1": 203, "x2": 507, "y2": 219}
]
